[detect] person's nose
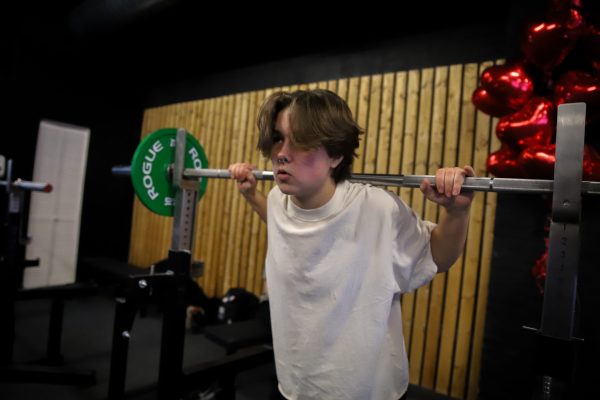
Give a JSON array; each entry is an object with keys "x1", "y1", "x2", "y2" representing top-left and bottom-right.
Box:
[{"x1": 276, "y1": 140, "x2": 292, "y2": 164}]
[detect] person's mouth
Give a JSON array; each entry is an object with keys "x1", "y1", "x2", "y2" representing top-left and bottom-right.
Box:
[{"x1": 276, "y1": 169, "x2": 291, "y2": 179}]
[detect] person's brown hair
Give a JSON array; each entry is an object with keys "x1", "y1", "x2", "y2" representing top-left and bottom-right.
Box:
[{"x1": 257, "y1": 89, "x2": 363, "y2": 182}]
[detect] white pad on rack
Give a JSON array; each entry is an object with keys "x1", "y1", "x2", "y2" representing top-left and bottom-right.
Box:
[{"x1": 23, "y1": 120, "x2": 90, "y2": 288}]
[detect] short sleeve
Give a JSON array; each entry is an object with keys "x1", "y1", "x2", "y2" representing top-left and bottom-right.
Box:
[{"x1": 386, "y1": 192, "x2": 438, "y2": 293}]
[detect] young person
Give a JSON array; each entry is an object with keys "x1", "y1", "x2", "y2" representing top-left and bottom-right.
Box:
[{"x1": 229, "y1": 89, "x2": 474, "y2": 400}]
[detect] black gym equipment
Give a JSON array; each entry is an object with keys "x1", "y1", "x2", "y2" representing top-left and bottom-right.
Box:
[
  {"x1": 107, "y1": 132, "x2": 273, "y2": 400},
  {"x1": 0, "y1": 158, "x2": 96, "y2": 386}
]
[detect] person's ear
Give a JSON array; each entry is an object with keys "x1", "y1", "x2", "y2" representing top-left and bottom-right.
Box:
[{"x1": 331, "y1": 155, "x2": 343, "y2": 169}]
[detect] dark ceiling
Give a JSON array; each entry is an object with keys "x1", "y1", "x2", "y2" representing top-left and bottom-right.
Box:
[{"x1": 3, "y1": 0, "x2": 513, "y2": 90}]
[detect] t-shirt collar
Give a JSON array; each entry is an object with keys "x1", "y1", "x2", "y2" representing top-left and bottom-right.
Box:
[{"x1": 286, "y1": 180, "x2": 348, "y2": 222}]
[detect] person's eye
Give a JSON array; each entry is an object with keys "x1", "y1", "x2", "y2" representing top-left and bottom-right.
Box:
[{"x1": 272, "y1": 134, "x2": 283, "y2": 144}]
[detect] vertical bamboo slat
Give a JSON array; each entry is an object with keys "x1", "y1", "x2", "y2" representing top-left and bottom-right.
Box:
[
  {"x1": 223, "y1": 94, "x2": 246, "y2": 289},
  {"x1": 450, "y1": 63, "x2": 480, "y2": 399},
  {"x1": 199, "y1": 98, "x2": 220, "y2": 291},
  {"x1": 389, "y1": 71, "x2": 407, "y2": 190},
  {"x1": 215, "y1": 96, "x2": 237, "y2": 294},
  {"x1": 436, "y1": 63, "x2": 465, "y2": 394},
  {"x1": 207, "y1": 96, "x2": 229, "y2": 295},
  {"x1": 421, "y1": 65, "x2": 449, "y2": 388},
  {"x1": 400, "y1": 69, "x2": 421, "y2": 350},
  {"x1": 191, "y1": 100, "x2": 208, "y2": 275},
  {"x1": 377, "y1": 73, "x2": 395, "y2": 175},
  {"x1": 364, "y1": 74, "x2": 382, "y2": 174},
  {"x1": 408, "y1": 67, "x2": 434, "y2": 383},
  {"x1": 355, "y1": 76, "x2": 371, "y2": 172},
  {"x1": 337, "y1": 78, "x2": 348, "y2": 101}
]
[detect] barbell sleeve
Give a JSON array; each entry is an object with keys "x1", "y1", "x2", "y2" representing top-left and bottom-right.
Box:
[
  {"x1": 183, "y1": 168, "x2": 275, "y2": 180},
  {"x1": 0, "y1": 179, "x2": 53, "y2": 193},
  {"x1": 112, "y1": 166, "x2": 132, "y2": 176}
]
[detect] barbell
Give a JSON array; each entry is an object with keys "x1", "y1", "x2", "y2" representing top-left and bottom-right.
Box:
[
  {"x1": 0, "y1": 157, "x2": 53, "y2": 193},
  {"x1": 113, "y1": 127, "x2": 600, "y2": 216}
]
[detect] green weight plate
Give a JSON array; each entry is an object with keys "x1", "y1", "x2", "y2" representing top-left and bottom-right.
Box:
[{"x1": 130, "y1": 128, "x2": 209, "y2": 216}]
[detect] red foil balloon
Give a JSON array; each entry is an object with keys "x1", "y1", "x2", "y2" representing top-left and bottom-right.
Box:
[
  {"x1": 582, "y1": 24, "x2": 600, "y2": 71},
  {"x1": 521, "y1": 8, "x2": 585, "y2": 72},
  {"x1": 519, "y1": 144, "x2": 600, "y2": 180},
  {"x1": 480, "y1": 64, "x2": 535, "y2": 110},
  {"x1": 550, "y1": 0, "x2": 583, "y2": 13},
  {"x1": 583, "y1": 144, "x2": 600, "y2": 181},
  {"x1": 472, "y1": 87, "x2": 516, "y2": 117},
  {"x1": 531, "y1": 240, "x2": 549, "y2": 294},
  {"x1": 519, "y1": 144, "x2": 557, "y2": 179},
  {"x1": 496, "y1": 97, "x2": 555, "y2": 151},
  {"x1": 486, "y1": 146, "x2": 524, "y2": 178},
  {"x1": 554, "y1": 70, "x2": 600, "y2": 123}
]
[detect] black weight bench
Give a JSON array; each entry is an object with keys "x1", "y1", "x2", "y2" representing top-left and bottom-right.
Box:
[
  {"x1": 16, "y1": 282, "x2": 99, "y2": 367},
  {"x1": 204, "y1": 319, "x2": 272, "y2": 355},
  {"x1": 0, "y1": 282, "x2": 98, "y2": 386},
  {"x1": 200, "y1": 319, "x2": 272, "y2": 399},
  {"x1": 80, "y1": 257, "x2": 148, "y2": 286}
]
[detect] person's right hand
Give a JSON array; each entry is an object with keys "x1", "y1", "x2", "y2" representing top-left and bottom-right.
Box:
[{"x1": 228, "y1": 163, "x2": 258, "y2": 197}]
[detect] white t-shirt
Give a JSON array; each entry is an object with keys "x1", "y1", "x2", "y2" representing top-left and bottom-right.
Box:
[{"x1": 265, "y1": 180, "x2": 438, "y2": 400}]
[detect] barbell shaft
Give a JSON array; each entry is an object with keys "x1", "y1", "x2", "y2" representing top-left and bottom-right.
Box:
[
  {"x1": 184, "y1": 169, "x2": 600, "y2": 195},
  {"x1": 353, "y1": 174, "x2": 556, "y2": 193},
  {"x1": 352, "y1": 174, "x2": 599, "y2": 195},
  {"x1": 112, "y1": 166, "x2": 600, "y2": 195}
]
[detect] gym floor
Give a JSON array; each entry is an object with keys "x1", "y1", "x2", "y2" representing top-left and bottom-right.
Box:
[{"x1": 1, "y1": 292, "x2": 457, "y2": 400}]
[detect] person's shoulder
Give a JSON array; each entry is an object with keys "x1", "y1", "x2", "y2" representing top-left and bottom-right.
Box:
[{"x1": 344, "y1": 181, "x2": 400, "y2": 208}]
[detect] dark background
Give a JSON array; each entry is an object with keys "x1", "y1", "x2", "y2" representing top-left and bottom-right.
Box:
[{"x1": 1, "y1": 0, "x2": 598, "y2": 398}]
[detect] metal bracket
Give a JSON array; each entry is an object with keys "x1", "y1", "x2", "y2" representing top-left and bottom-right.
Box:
[
  {"x1": 540, "y1": 103, "x2": 586, "y2": 341},
  {"x1": 171, "y1": 128, "x2": 199, "y2": 253}
]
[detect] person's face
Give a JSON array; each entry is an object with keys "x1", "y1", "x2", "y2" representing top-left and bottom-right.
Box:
[{"x1": 271, "y1": 108, "x2": 342, "y2": 209}]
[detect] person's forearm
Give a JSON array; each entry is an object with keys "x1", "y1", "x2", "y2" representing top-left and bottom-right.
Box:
[
  {"x1": 430, "y1": 207, "x2": 470, "y2": 273},
  {"x1": 243, "y1": 190, "x2": 267, "y2": 223}
]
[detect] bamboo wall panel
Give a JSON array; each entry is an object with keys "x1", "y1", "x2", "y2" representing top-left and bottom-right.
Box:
[{"x1": 128, "y1": 60, "x2": 502, "y2": 399}]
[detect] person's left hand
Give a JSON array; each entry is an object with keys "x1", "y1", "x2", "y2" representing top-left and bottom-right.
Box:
[{"x1": 420, "y1": 165, "x2": 475, "y2": 212}]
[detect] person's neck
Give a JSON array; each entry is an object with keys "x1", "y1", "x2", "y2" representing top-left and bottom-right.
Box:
[{"x1": 291, "y1": 179, "x2": 337, "y2": 209}]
